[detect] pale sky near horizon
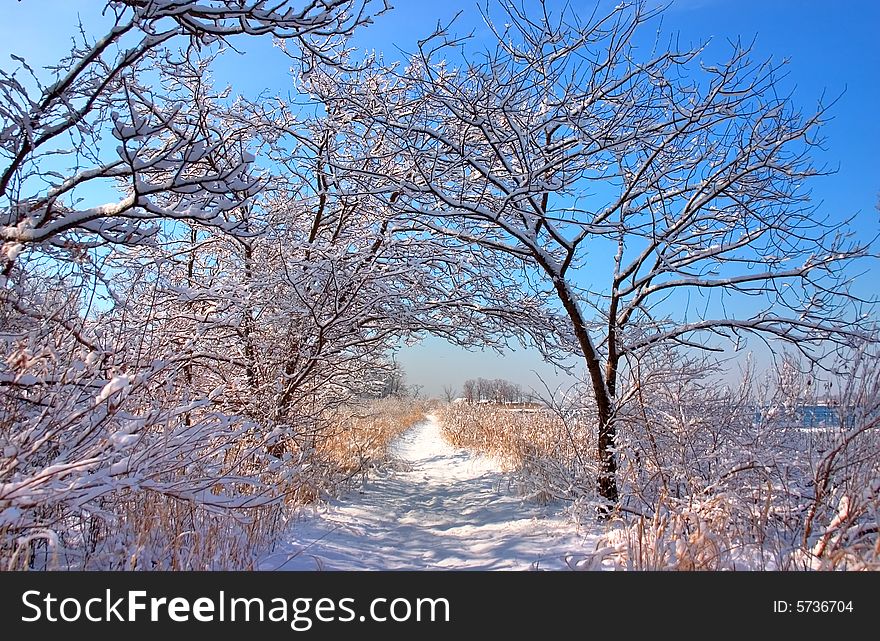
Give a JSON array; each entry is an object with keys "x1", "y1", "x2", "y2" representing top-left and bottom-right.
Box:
[{"x1": 1, "y1": 0, "x2": 877, "y2": 398}]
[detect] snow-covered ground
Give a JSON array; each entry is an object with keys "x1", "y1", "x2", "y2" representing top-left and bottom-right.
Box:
[{"x1": 259, "y1": 414, "x2": 600, "y2": 570}]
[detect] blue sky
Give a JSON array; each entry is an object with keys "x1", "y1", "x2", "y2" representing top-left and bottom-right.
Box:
[{"x1": 1, "y1": 0, "x2": 877, "y2": 398}]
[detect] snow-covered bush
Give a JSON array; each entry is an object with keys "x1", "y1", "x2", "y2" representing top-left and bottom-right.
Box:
[
  {"x1": 0, "y1": 272, "x2": 427, "y2": 569},
  {"x1": 438, "y1": 347, "x2": 879, "y2": 570},
  {"x1": 0, "y1": 275, "x2": 288, "y2": 568},
  {"x1": 610, "y1": 349, "x2": 879, "y2": 569}
]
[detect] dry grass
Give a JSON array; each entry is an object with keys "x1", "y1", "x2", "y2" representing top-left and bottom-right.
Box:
[
  {"x1": 3, "y1": 489, "x2": 286, "y2": 571},
  {"x1": 322, "y1": 398, "x2": 428, "y2": 475},
  {"x1": 437, "y1": 403, "x2": 595, "y2": 502},
  {"x1": 107, "y1": 492, "x2": 283, "y2": 571},
  {"x1": 285, "y1": 398, "x2": 428, "y2": 503},
  {"x1": 574, "y1": 496, "x2": 737, "y2": 571}
]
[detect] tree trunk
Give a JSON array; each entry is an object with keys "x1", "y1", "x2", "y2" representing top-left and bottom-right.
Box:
[
  {"x1": 241, "y1": 239, "x2": 257, "y2": 393},
  {"x1": 551, "y1": 278, "x2": 619, "y2": 515},
  {"x1": 596, "y1": 401, "x2": 619, "y2": 516}
]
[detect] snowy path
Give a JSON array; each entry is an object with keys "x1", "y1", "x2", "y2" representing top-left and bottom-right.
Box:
[{"x1": 259, "y1": 414, "x2": 598, "y2": 570}]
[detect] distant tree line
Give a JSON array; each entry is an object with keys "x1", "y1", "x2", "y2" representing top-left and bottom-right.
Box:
[{"x1": 459, "y1": 378, "x2": 529, "y2": 404}]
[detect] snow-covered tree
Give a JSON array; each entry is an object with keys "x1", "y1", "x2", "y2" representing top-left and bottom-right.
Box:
[{"x1": 313, "y1": 0, "x2": 873, "y2": 511}]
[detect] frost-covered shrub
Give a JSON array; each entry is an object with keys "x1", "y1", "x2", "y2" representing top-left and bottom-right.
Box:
[
  {"x1": 613, "y1": 350, "x2": 879, "y2": 569},
  {"x1": 438, "y1": 348, "x2": 879, "y2": 570},
  {"x1": 0, "y1": 293, "x2": 427, "y2": 569}
]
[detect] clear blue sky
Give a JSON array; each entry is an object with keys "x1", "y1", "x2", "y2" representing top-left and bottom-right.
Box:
[{"x1": 2, "y1": 0, "x2": 877, "y2": 398}]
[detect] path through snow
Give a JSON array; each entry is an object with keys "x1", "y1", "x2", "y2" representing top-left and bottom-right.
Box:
[{"x1": 259, "y1": 414, "x2": 599, "y2": 570}]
